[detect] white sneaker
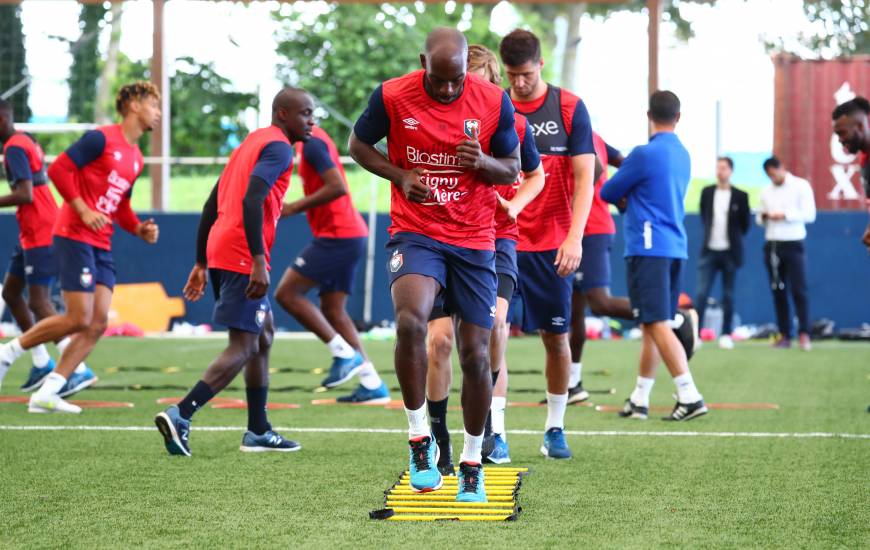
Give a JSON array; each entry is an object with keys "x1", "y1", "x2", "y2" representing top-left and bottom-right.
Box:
[
  {"x1": 28, "y1": 393, "x2": 82, "y2": 414},
  {"x1": 718, "y1": 335, "x2": 735, "y2": 350}
]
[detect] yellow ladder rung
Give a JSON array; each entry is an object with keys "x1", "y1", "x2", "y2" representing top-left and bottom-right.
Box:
[
  {"x1": 388, "y1": 507, "x2": 512, "y2": 515},
  {"x1": 386, "y1": 514, "x2": 513, "y2": 521},
  {"x1": 385, "y1": 495, "x2": 516, "y2": 502},
  {"x1": 386, "y1": 500, "x2": 514, "y2": 509}
]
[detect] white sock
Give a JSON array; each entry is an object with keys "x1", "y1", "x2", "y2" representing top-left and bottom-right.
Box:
[
  {"x1": 630, "y1": 376, "x2": 656, "y2": 407},
  {"x1": 34, "y1": 372, "x2": 66, "y2": 399},
  {"x1": 74, "y1": 362, "x2": 87, "y2": 374},
  {"x1": 30, "y1": 345, "x2": 51, "y2": 368},
  {"x1": 490, "y1": 396, "x2": 507, "y2": 439},
  {"x1": 674, "y1": 372, "x2": 703, "y2": 404},
  {"x1": 545, "y1": 392, "x2": 568, "y2": 430},
  {"x1": 569, "y1": 362, "x2": 582, "y2": 387},
  {"x1": 57, "y1": 337, "x2": 71, "y2": 353},
  {"x1": 0, "y1": 338, "x2": 26, "y2": 364},
  {"x1": 0, "y1": 362, "x2": 10, "y2": 387},
  {"x1": 460, "y1": 430, "x2": 484, "y2": 464},
  {"x1": 326, "y1": 335, "x2": 355, "y2": 359},
  {"x1": 357, "y1": 361, "x2": 382, "y2": 390},
  {"x1": 405, "y1": 403, "x2": 429, "y2": 439}
]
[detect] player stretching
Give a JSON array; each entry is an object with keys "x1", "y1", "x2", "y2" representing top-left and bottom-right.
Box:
[
  {"x1": 350, "y1": 28, "x2": 520, "y2": 502},
  {"x1": 0, "y1": 100, "x2": 96, "y2": 395},
  {"x1": 600, "y1": 91, "x2": 707, "y2": 421},
  {"x1": 425, "y1": 44, "x2": 544, "y2": 471},
  {"x1": 499, "y1": 29, "x2": 596, "y2": 458},
  {"x1": 155, "y1": 88, "x2": 314, "y2": 456},
  {"x1": 274, "y1": 125, "x2": 388, "y2": 403},
  {"x1": 0, "y1": 82, "x2": 160, "y2": 413}
]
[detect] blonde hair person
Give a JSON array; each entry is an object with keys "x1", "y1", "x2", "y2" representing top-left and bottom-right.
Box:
[{"x1": 467, "y1": 44, "x2": 501, "y2": 85}]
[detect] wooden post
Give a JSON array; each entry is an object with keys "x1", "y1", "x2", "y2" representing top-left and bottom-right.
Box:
[
  {"x1": 647, "y1": 0, "x2": 661, "y2": 98},
  {"x1": 149, "y1": 0, "x2": 169, "y2": 211}
]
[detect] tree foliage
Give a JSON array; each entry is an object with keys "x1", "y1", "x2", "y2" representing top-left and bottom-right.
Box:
[
  {"x1": 68, "y1": 4, "x2": 107, "y2": 122},
  {"x1": 0, "y1": 4, "x2": 31, "y2": 121},
  {"x1": 799, "y1": 0, "x2": 869, "y2": 56}
]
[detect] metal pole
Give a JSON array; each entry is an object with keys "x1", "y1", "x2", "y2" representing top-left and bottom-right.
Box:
[
  {"x1": 715, "y1": 99, "x2": 722, "y2": 158},
  {"x1": 362, "y1": 173, "x2": 379, "y2": 324},
  {"x1": 647, "y1": 0, "x2": 662, "y2": 136},
  {"x1": 149, "y1": 0, "x2": 170, "y2": 211}
]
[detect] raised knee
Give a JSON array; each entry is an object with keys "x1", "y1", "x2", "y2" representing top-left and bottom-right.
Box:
[
  {"x1": 259, "y1": 326, "x2": 274, "y2": 351},
  {"x1": 541, "y1": 332, "x2": 569, "y2": 353},
  {"x1": 1, "y1": 286, "x2": 21, "y2": 305},
  {"x1": 427, "y1": 331, "x2": 454, "y2": 361},
  {"x1": 395, "y1": 310, "x2": 427, "y2": 343}
]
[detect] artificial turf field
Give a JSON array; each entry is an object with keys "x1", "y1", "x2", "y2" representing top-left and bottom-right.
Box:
[{"x1": 0, "y1": 336, "x2": 867, "y2": 548}]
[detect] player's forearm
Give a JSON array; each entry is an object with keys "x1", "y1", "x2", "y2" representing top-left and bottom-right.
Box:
[
  {"x1": 195, "y1": 181, "x2": 219, "y2": 265},
  {"x1": 567, "y1": 157, "x2": 595, "y2": 239},
  {"x1": 349, "y1": 133, "x2": 407, "y2": 184},
  {"x1": 509, "y1": 165, "x2": 545, "y2": 213},
  {"x1": 478, "y1": 154, "x2": 520, "y2": 185},
  {"x1": 116, "y1": 199, "x2": 141, "y2": 234},
  {"x1": 48, "y1": 153, "x2": 82, "y2": 203},
  {"x1": 242, "y1": 176, "x2": 269, "y2": 258},
  {"x1": 284, "y1": 178, "x2": 346, "y2": 216},
  {"x1": 0, "y1": 183, "x2": 32, "y2": 207}
]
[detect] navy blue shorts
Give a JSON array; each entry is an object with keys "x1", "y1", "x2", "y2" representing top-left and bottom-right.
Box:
[
  {"x1": 209, "y1": 268, "x2": 271, "y2": 334},
  {"x1": 53, "y1": 236, "x2": 115, "y2": 292},
  {"x1": 293, "y1": 237, "x2": 366, "y2": 296},
  {"x1": 626, "y1": 256, "x2": 684, "y2": 324},
  {"x1": 495, "y1": 238, "x2": 518, "y2": 284},
  {"x1": 387, "y1": 232, "x2": 496, "y2": 329},
  {"x1": 7, "y1": 244, "x2": 57, "y2": 286},
  {"x1": 573, "y1": 234, "x2": 613, "y2": 292},
  {"x1": 517, "y1": 250, "x2": 572, "y2": 334}
]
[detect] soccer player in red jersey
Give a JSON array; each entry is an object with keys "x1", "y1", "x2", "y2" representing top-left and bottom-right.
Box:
[
  {"x1": 155, "y1": 88, "x2": 314, "y2": 457},
  {"x1": 0, "y1": 82, "x2": 161, "y2": 414},
  {"x1": 499, "y1": 29, "x2": 596, "y2": 459},
  {"x1": 350, "y1": 28, "x2": 520, "y2": 502},
  {"x1": 425, "y1": 45, "x2": 544, "y2": 472},
  {"x1": 274, "y1": 125, "x2": 388, "y2": 403}
]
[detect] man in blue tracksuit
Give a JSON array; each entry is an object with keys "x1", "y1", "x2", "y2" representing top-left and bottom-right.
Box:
[{"x1": 600, "y1": 90, "x2": 707, "y2": 422}]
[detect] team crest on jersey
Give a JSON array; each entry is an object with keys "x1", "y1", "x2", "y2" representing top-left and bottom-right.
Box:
[
  {"x1": 255, "y1": 306, "x2": 267, "y2": 327},
  {"x1": 80, "y1": 268, "x2": 93, "y2": 288},
  {"x1": 390, "y1": 250, "x2": 403, "y2": 273},
  {"x1": 463, "y1": 119, "x2": 481, "y2": 140}
]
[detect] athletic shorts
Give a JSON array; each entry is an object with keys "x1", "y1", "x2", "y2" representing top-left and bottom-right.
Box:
[
  {"x1": 209, "y1": 268, "x2": 271, "y2": 334},
  {"x1": 517, "y1": 249, "x2": 572, "y2": 334},
  {"x1": 626, "y1": 256, "x2": 684, "y2": 324},
  {"x1": 7, "y1": 244, "x2": 57, "y2": 286},
  {"x1": 573, "y1": 233, "x2": 614, "y2": 292},
  {"x1": 387, "y1": 231, "x2": 496, "y2": 330},
  {"x1": 293, "y1": 237, "x2": 366, "y2": 296},
  {"x1": 53, "y1": 236, "x2": 115, "y2": 292}
]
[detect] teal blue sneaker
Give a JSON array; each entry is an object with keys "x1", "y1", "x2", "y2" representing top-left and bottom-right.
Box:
[
  {"x1": 155, "y1": 405, "x2": 191, "y2": 457},
  {"x1": 336, "y1": 382, "x2": 390, "y2": 404},
  {"x1": 408, "y1": 435, "x2": 442, "y2": 493},
  {"x1": 240, "y1": 430, "x2": 301, "y2": 452},
  {"x1": 456, "y1": 462, "x2": 487, "y2": 503},
  {"x1": 541, "y1": 427, "x2": 572, "y2": 459},
  {"x1": 58, "y1": 365, "x2": 97, "y2": 398},
  {"x1": 321, "y1": 352, "x2": 364, "y2": 388},
  {"x1": 20, "y1": 359, "x2": 55, "y2": 392},
  {"x1": 483, "y1": 433, "x2": 511, "y2": 464}
]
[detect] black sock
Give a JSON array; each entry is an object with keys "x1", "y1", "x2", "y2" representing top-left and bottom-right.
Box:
[
  {"x1": 427, "y1": 397, "x2": 449, "y2": 442},
  {"x1": 491, "y1": 369, "x2": 500, "y2": 387},
  {"x1": 484, "y1": 370, "x2": 499, "y2": 438},
  {"x1": 178, "y1": 380, "x2": 214, "y2": 420},
  {"x1": 246, "y1": 386, "x2": 272, "y2": 435}
]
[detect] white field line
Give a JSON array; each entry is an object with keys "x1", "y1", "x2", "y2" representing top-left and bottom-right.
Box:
[{"x1": 0, "y1": 425, "x2": 868, "y2": 439}]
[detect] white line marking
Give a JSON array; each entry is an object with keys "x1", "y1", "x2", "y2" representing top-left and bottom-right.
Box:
[{"x1": 0, "y1": 425, "x2": 868, "y2": 439}]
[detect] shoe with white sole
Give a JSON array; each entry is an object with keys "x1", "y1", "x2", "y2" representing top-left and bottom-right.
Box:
[
  {"x1": 28, "y1": 393, "x2": 82, "y2": 414},
  {"x1": 718, "y1": 335, "x2": 734, "y2": 350}
]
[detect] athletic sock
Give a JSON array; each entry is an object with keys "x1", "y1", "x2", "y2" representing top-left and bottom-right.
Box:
[
  {"x1": 326, "y1": 335, "x2": 355, "y2": 359},
  {"x1": 57, "y1": 337, "x2": 71, "y2": 353},
  {"x1": 405, "y1": 402, "x2": 429, "y2": 439},
  {"x1": 427, "y1": 397, "x2": 449, "y2": 442},
  {"x1": 245, "y1": 386, "x2": 272, "y2": 435},
  {"x1": 490, "y1": 396, "x2": 507, "y2": 439},
  {"x1": 545, "y1": 392, "x2": 568, "y2": 430},
  {"x1": 0, "y1": 338, "x2": 25, "y2": 364},
  {"x1": 30, "y1": 345, "x2": 51, "y2": 368},
  {"x1": 673, "y1": 372, "x2": 703, "y2": 403},
  {"x1": 357, "y1": 361, "x2": 382, "y2": 390},
  {"x1": 630, "y1": 376, "x2": 655, "y2": 408},
  {"x1": 459, "y1": 430, "x2": 484, "y2": 464},
  {"x1": 569, "y1": 361, "x2": 582, "y2": 388},
  {"x1": 0, "y1": 363, "x2": 10, "y2": 387},
  {"x1": 74, "y1": 363, "x2": 87, "y2": 374},
  {"x1": 33, "y1": 372, "x2": 66, "y2": 400},
  {"x1": 177, "y1": 380, "x2": 215, "y2": 420}
]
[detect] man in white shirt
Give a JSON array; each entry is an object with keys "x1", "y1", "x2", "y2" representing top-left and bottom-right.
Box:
[{"x1": 758, "y1": 156, "x2": 816, "y2": 351}]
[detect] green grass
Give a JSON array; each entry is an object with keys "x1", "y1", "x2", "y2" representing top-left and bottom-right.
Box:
[{"x1": 1, "y1": 338, "x2": 868, "y2": 548}]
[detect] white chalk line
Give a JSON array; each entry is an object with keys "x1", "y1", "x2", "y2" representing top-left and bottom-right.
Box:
[{"x1": 0, "y1": 425, "x2": 868, "y2": 439}]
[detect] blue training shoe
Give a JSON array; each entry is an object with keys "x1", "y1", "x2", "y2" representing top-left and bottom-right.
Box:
[
  {"x1": 321, "y1": 351, "x2": 364, "y2": 388},
  {"x1": 540, "y1": 427, "x2": 573, "y2": 459},
  {"x1": 240, "y1": 430, "x2": 301, "y2": 452},
  {"x1": 20, "y1": 359, "x2": 55, "y2": 392},
  {"x1": 155, "y1": 405, "x2": 191, "y2": 457},
  {"x1": 336, "y1": 382, "x2": 390, "y2": 404},
  {"x1": 483, "y1": 433, "x2": 511, "y2": 464},
  {"x1": 456, "y1": 462, "x2": 487, "y2": 503},
  {"x1": 58, "y1": 365, "x2": 98, "y2": 398},
  {"x1": 408, "y1": 435, "x2": 442, "y2": 493}
]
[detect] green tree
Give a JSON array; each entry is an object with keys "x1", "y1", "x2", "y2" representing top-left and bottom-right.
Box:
[
  {"x1": 798, "y1": 0, "x2": 869, "y2": 55},
  {"x1": 0, "y1": 4, "x2": 31, "y2": 121},
  {"x1": 68, "y1": 4, "x2": 107, "y2": 122}
]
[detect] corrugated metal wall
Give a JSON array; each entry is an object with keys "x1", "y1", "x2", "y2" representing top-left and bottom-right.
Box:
[{"x1": 773, "y1": 54, "x2": 870, "y2": 211}]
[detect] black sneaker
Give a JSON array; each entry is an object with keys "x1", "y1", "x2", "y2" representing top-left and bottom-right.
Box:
[
  {"x1": 617, "y1": 398, "x2": 649, "y2": 420},
  {"x1": 663, "y1": 399, "x2": 708, "y2": 421},
  {"x1": 567, "y1": 381, "x2": 590, "y2": 404},
  {"x1": 435, "y1": 437, "x2": 455, "y2": 476}
]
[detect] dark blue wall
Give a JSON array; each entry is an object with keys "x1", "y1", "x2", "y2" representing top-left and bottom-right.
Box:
[{"x1": 1, "y1": 212, "x2": 868, "y2": 330}]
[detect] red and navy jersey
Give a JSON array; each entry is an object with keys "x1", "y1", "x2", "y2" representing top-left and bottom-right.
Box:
[
  {"x1": 494, "y1": 114, "x2": 541, "y2": 241},
  {"x1": 354, "y1": 70, "x2": 519, "y2": 250},
  {"x1": 207, "y1": 126, "x2": 294, "y2": 274},
  {"x1": 512, "y1": 85, "x2": 594, "y2": 252},
  {"x1": 295, "y1": 126, "x2": 368, "y2": 239},
  {"x1": 3, "y1": 132, "x2": 58, "y2": 249},
  {"x1": 586, "y1": 132, "x2": 617, "y2": 236},
  {"x1": 50, "y1": 124, "x2": 144, "y2": 250}
]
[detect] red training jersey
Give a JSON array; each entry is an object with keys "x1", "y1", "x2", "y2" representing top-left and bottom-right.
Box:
[
  {"x1": 493, "y1": 115, "x2": 530, "y2": 242},
  {"x1": 3, "y1": 132, "x2": 58, "y2": 249},
  {"x1": 295, "y1": 126, "x2": 368, "y2": 239},
  {"x1": 586, "y1": 131, "x2": 616, "y2": 236},
  {"x1": 207, "y1": 126, "x2": 293, "y2": 273}
]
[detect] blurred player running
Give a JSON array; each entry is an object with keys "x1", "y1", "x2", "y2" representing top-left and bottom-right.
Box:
[
  {"x1": 425, "y1": 44, "x2": 544, "y2": 471},
  {"x1": 155, "y1": 88, "x2": 314, "y2": 456},
  {"x1": 274, "y1": 125, "x2": 389, "y2": 404},
  {"x1": 0, "y1": 82, "x2": 160, "y2": 413},
  {"x1": 350, "y1": 28, "x2": 520, "y2": 502}
]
